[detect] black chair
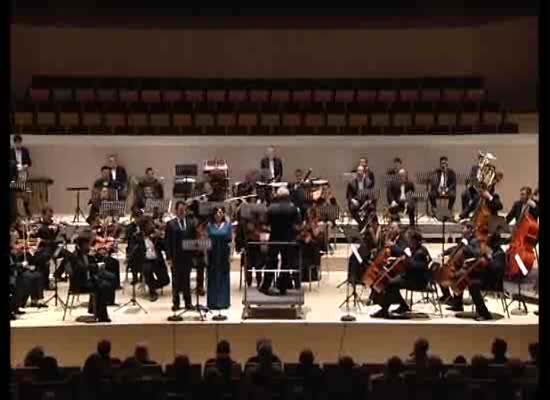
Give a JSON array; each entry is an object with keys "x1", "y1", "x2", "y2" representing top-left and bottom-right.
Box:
[
  {"x1": 404, "y1": 261, "x2": 444, "y2": 318},
  {"x1": 62, "y1": 262, "x2": 95, "y2": 321}
]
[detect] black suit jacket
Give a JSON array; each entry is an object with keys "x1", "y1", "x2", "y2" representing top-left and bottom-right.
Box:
[
  {"x1": 110, "y1": 166, "x2": 128, "y2": 190},
  {"x1": 486, "y1": 193, "x2": 503, "y2": 215},
  {"x1": 430, "y1": 168, "x2": 457, "y2": 194},
  {"x1": 267, "y1": 200, "x2": 302, "y2": 241},
  {"x1": 346, "y1": 174, "x2": 375, "y2": 202},
  {"x1": 66, "y1": 249, "x2": 99, "y2": 291},
  {"x1": 260, "y1": 157, "x2": 283, "y2": 181},
  {"x1": 506, "y1": 200, "x2": 539, "y2": 223},
  {"x1": 404, "y1": 245, "x2": 431, "y2": 283},
  {"x1": 10, "y1": 147, "x2": 32, "y2": 167},
  {"x1": 466, "y1": 165, "x2": 479, "y2": 186},
  {"x1": 165, "y1": 216, "x2": 197, "y2": 261},
  {"x1": 387, "y1": 181, "x2": 415, "y2": 204}
]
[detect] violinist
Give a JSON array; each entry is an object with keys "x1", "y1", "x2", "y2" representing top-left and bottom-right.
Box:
[
  {"x1": 126, "y1": 208, "x2": 145, "y2": 281},
  {"x1": 386, "y1": 169, "x2": 416, "y2": 226},
  {"x1": 33, "y1": 206, "x2": 63, "y2": 288},
  {"x1": 298, "y1": 207, "x2": 326, "y2": 284},
  {"x1": 349, "y1": 215, "x2": 384, "y2": 285},
  {"x1": 370, "y1": 230, "x2": 431, "y2": 318},
  {"x1": 133, "y1": 168, "x2": 164, "y2": 210},
  {"x1": 91, "y1": 232, "x2": 122, "y2": 294},
  {"x1": 87, "y1": 186, "x2": 112, "y2": 226},
  {"x1": 10, "y1": 241, "x2": 47, "y2": 312},
  {"x1": 64, "y1": 233, "x2": 117, "y2": 322},
  {"x1": 506, "y1": 187, "x2": 539, "y2": 224},
  {"x1": 131, "y1": 217, "x2": 170, "y2": 302}
]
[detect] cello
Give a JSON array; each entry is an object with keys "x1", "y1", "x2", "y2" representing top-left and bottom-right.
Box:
[{"x1": 505, "y1": 196, "x2": 539, "y2": 280}]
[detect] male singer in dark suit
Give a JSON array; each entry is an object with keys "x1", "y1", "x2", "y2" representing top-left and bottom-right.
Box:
[
  {"x1": 387, "y1": 169, "x2": 416, "y2": 226},
  {"x1": 108, "y1": 154, "x2": 128, "y2": 200},
  {"x1": 260, "y1": 187, "x2": 302, "y2": 295},
  {"x1": 428, "y1": 156, "x2": 457, "y2": 214},
  {"x1": 506, "y1": 186, "x2": 539, "y2": 224},
  {"x1": 260, "y1": 146, "x2": 283, "y2": 182},
  {"x1": 165, "y1": 201, "x2": 197, "y2": 310}
]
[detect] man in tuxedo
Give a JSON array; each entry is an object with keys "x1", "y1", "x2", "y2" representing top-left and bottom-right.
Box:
[
  {"x1": 506, "y1": 186, "x2": 539, "y2": 224},
  {"x1": 289, "y1": 168, "x2": 309, "y2": 216},
  {"x1": 260, "y1": 187, "x2": 302, "y2": 295},
  {"x1": 108, "y1": 155, "x2": 128, "y2": 200},
  {"x1": 346, "y1": 165, "x2": 376, "y2": 226},
  {"x1": 387, "y1": 169, "x2": 416, "y2": 226},
  {"x1": 10, "y1": 135, "x2": 32, "y2": 179},
  {"x1": 10, "y1": 135, "x2": 32, "y2": 217},
  {"x1": 165, "y1": 201, "x2": 197, "y2": 310},
  {"x1": 386, "y1": 157, "x2": 403, "y2": 176},
  {"x1": 428, "y1": 156, "x2": 457, "y2": 215},
  {"x1": 260, "y1": 146, "x2": 283, "y2": 182}
]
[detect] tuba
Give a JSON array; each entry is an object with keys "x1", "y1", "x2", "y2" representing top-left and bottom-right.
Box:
[{"x1": 475, "y1": 151, "x2": 498, "y2": 191}]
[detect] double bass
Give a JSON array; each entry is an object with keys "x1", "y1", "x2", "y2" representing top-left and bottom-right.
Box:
[{"x1": 505, "y1": 195, "x2": 539, "y2": 280}]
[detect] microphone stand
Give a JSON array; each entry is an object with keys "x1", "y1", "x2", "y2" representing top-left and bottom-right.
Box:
[
  {"x1": 115, "y1": 237, "x2": 148, "y2": 314},
  {"x1": 43, "y1": 245, "x2": 68, "y2": 310}
]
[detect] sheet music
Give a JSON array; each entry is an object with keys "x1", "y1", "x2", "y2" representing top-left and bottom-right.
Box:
[{"x1": 351, "y1": 243, "x2": 363, "y2": 264}]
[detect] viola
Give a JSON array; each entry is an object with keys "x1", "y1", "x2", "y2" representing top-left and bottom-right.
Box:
[{"x1": 505, "y1": 204, "x2": 539, "y2": 280}]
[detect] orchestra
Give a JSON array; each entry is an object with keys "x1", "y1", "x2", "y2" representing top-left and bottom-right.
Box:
[{"x1": 9, "y1": 142, "x2": 539, "y2": 325}]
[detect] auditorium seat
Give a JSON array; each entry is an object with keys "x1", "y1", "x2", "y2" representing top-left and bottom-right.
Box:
[
  {"x1": 260, "y1": 104, "x2": 281, "y2": 134},
  {"x1": 172, "y1": 104, "x2": 193, "y2": 128},
  {"x1": 326, "y1": 103, "x2": 346, "y2": 132},
  {"x1": 149, "y1": 104, "x2": 171, "y2": 127},
  {"x1": 75, "y1": 88, "x2": 97, "y2": 104},
  {"x1": 271, "y1": 89, "x2": 292, "y2": 104},
  {"x1": 119, "y1": 83, "x2": 139, "y2": 103},
  {"x1": 292, "y1": 89, "x2": 313, "y2": 104},
  {"x1": 391, "y1": 102, "x2": 414, "y2": 128},
  {"x1": 313, "y1": 89, "x2": 334, "y2": 104},
  {"x1": 250, "y1": 89, "x2": 269, "y2": 104},
  {"x1": 163, "y1": 89, "x2": 184, "y2": 104},
  {"x1": 356, "y1": 89, "x2": 377, "y2": 104},
  {"x1": 334, "y1": 90, "x2": 355, "y2": 105},
  {"x1": 59, "y1": 102, "x2": 82, "y2": 128},
  {"x1": 378, "y1": 89, "x2": 398, "y2": 105},
  {"x1": 228, "y1": 89, "x2": 248, "y2": 104},
  {"x1": 29, "y1": 88, "x2": 51, "y2": 103},
  {"x1": 238, "y1": 105, "x2": 259, "y2": 132},
  {"x1": 185, "y1": 89, "x2": 205, "y2": 104},
  {"x1": 52, "y1": 88, "x2": 74, "y2": 103},
  {"x1": 14, "y1": 101, "x2": 36, "y2": 126},
  {"x1": 103, "y1": 103, "x2": 127, "y2": 132},
  {"x1": 97, "y1": 88, "x2": 118, "y2": 103},
  {"x1": 36, "y1": 103, "x2": 58, "y2": 127},
  {"x1": 127, "y1": 103, "x2": 150, "y2": 131},
  {"x1": 82, "y1": 103, "x2": 103, "y2": 126},
  {"x1": 400, "y1": 89, "x2": 420, "y2": 104},
  {"x1": 459, "y1": 103, "x2": 481, "y2": 126},
  {"x1": 369, "y1": 103, "x2": 391, "y2": 130},
  {"x1": 206, "y1": 89, "x2": 227, "y2": 104},
  {"x1": 217, "y1": 104, "x2": 238, "y2": 132}
]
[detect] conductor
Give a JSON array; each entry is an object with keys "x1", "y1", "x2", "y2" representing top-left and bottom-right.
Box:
[{"x1": 260, "y1": 187, "x2": 302, "y2": 295}]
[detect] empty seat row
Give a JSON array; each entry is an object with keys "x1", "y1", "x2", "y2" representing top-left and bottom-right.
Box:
[{"x1": 26, "y1": 86, "x2": 488, "y2": 106}]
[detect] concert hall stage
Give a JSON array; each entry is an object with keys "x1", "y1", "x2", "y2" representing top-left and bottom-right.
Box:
[{"x1": 11, "y1": 267, "x2": 538, "y2": 367}]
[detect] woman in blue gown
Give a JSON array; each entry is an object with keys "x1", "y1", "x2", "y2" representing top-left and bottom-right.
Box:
[{"x1": 207, "y1": 207, "x2": 233, "y2": 311}]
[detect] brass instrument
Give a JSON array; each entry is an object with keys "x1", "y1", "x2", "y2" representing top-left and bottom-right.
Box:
[{"x1": 475, "y1": 151, "x2": 498, "y2": 191}]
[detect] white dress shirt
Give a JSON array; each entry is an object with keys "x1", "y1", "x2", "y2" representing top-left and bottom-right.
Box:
[
  {"x1": 15, "y1": 149, "x2": 22, "y2": 166},
  {"x1": 144, "y1": 237, "x2": 157, "y2": 260},
  {"x1": 439, "y1": 171, "x2": 447, "y2": 190},
  {"x1": 400, "y1": 184, "x2": 406, "y2": 201},
  {"x1": 269, "y1": 159, "x2": 275, "y2": 179},
  {"x1": 111, "y1": 168, "x2": 117, "y2": 181}
]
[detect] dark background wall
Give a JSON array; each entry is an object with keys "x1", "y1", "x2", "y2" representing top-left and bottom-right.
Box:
[{"x1": 11, "y1": 17, "x2": 537, "y2": 110}]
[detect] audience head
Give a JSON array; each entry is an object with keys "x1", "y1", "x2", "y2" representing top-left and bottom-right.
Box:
[
  {"x1": 97, "y1": 339, "x2": 111, "y2": 358},
  {"x1": 173, "y1": 354, "x2": 191, "y2": 372},
  {"x1": 24, "y1": 346, "x2": 45, "y2": 367},
  {"x1": 257, "y1": 343, "x2": 274, "y2": 366},
  {"x1": 266, "y1": 146, "x2": 275, "y2": 159},
  {"x1": 412, "y1": 338, "x2": 429, "y2": 360},
  {"x1": 471, "y1": 355, "x2": 489, "y2": 379},
  {"x1": 506, "y1": 358, "x2": 526, "y2": 380},
  {"x1": 134, "y1": 343, "x2": 149, "y2": 363},
  {"x1": 428, "y1": 355, "x2": 444, "y2": 379},
  {"x1": 38, "y1": 356, "x2": 60, "y2": 380},
  {"x1": 359, "y1": 157, "x2": 368, "y2": 169},
  {"x1": 491, "y1": 338, "x2": 508, "y2": 361},
  {"x1": 216, "y1": 340, "x2": 231, "y2": 360},
  {"x1": 528, "y1": 342, "x2": 538, "y2": 365},
  {"x1": 453, "y1": 355, "x2": 467, "y2": 365},
  {"x1": 298, "y1": 349, "x2": 315, "y2": 367},
  {"x1": 14, "y1": 134, "x2": 23, "y2": 148},
  {"x1": 386, "y1": 356, "x2": 404, "y2": 379},
  {"x1": 338, "y1": 355, "x2": 355, "y2": 371}
]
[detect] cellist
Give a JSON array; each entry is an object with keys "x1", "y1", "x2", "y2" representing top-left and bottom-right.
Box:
[
  {"x1": 370, "y1": 230, "x2": 431, "y2": 319},
  {"x1": 506, "y1": 187, "x2": 539, "y2": 224}
]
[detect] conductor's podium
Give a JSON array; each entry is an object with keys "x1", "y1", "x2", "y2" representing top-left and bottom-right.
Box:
[{"x1": 242, "y1": 241, "x2": 305, "y2": 320}]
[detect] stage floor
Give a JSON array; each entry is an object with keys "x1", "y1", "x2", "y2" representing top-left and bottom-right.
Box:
[{"x1": 11, "y1": 270, "x2": 538, "y2": 367}]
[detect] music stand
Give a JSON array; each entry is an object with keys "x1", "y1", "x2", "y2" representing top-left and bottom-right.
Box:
[
  {"x1": 338, "y1": 225, "x2": 365, "y2": 321},
  {"x1": 43, "y1": 243, "x2": 68, "y2": 310},
  {"x1": 416, "y1": 171, "x2": 433, "y2": 217},
  {"x1": 168, "y1": 238, "x2": 212, "y2": 322},
  {"x1": 145, "y1": 199, "x2": 171, "y2": 217},
  {"x1": 67, "y1": 187, "x2": 89, "y2": 223},
  {"x1": 99, "y1": 201, "x2": 126, "y2": 220}
]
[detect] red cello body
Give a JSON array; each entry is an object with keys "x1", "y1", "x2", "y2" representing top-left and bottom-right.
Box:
[{"x1": 505, "y1": 212, "x2": 539, "y2": 280}]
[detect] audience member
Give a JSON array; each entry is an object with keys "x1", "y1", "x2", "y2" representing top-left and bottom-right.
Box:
[
  {"x1": 205, "y1": 340, "x2": 237, "y2": 383},
  {"x1": 37, "y1": 356, "x2": 62, "y2": 381},
  {"x1": 23, "y1": 346, "x2": 45, "y2": 367},
  {"x1": 122, "y1": 343, "x2": 157, "y2": 367},
  {"x1": 453, "y1": 355, "x2": 467, "y2": 364},
  {"x1": 246, "y1": 338, "x2": 281, "y2": 367},
  {"x1": 245, "y1": 343, "x2": 285, "y2": 400},
  {"x1": 471, "y1": 355, "x2": 490, "y2": 379},
  {"x1": 528, "y1": 342, "x2": 538, "y2": 366},
  {"x1": 490, "y1": 338, "x2": 509, "y2": 364},
  {"x1": 371, "y1": 357, "x2": 406, "y2": 399},
  {"x1": 427, "y1": 355, "x2": 444, "y2": 380},
  {"x1": 408, "y1": 338, "x2": 430, "y2": 368},
  {"x1": 295, "y1": 349, "x2": 323, "y2": 397}
]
